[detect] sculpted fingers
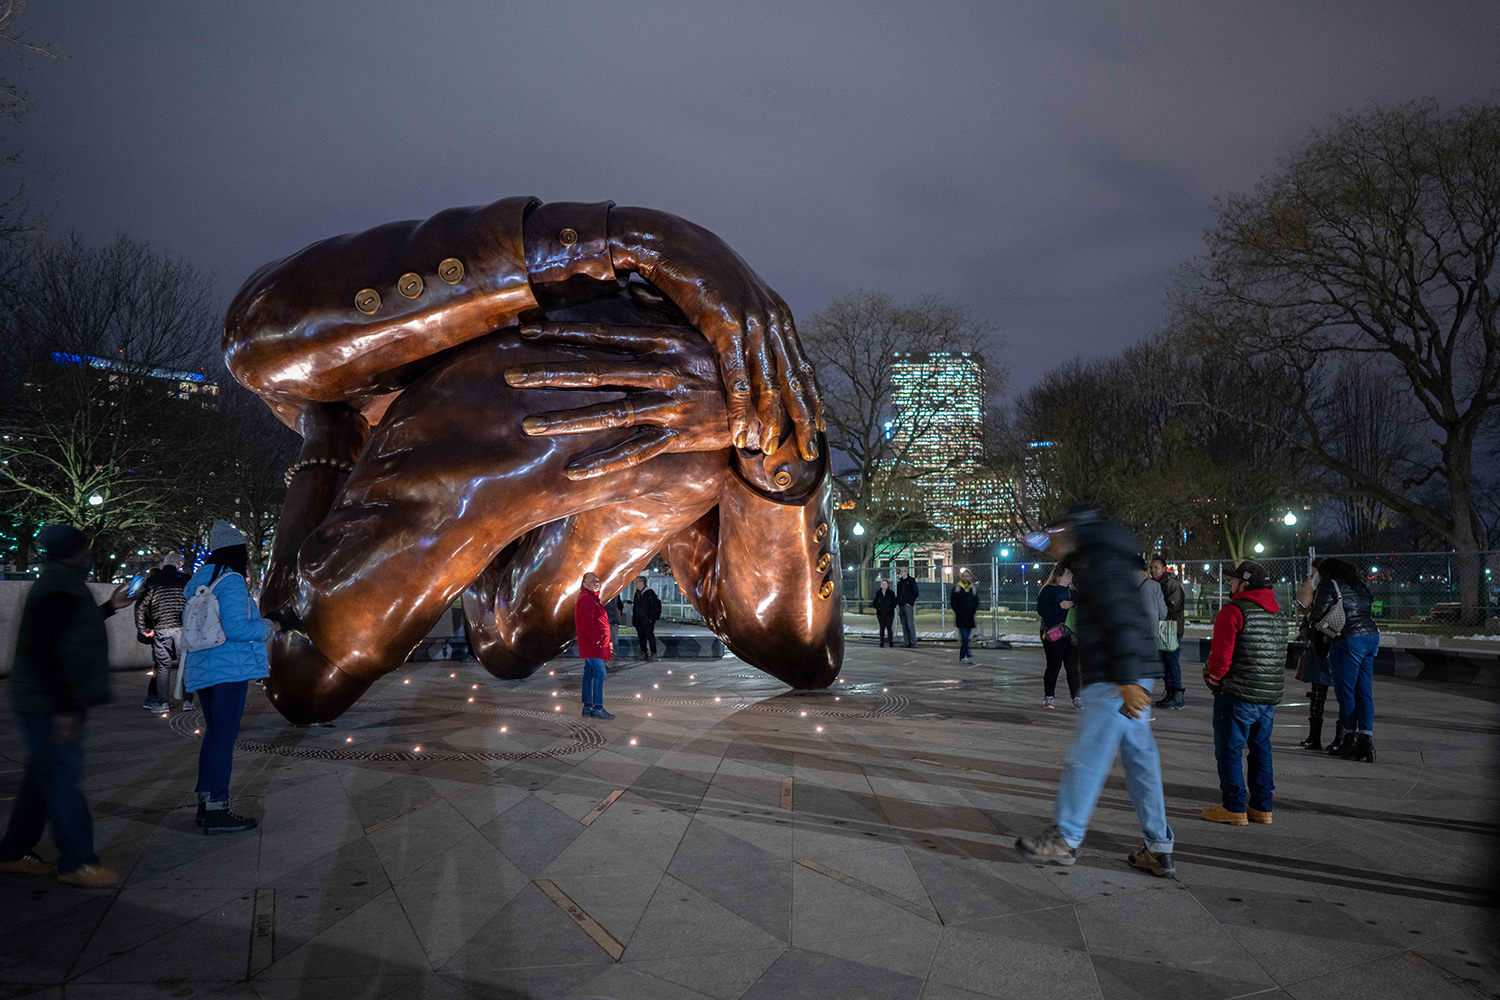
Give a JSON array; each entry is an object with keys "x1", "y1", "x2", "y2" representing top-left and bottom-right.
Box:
[
  {"x1": 563, "y1": 427, "x2": 677, "y2": 481},
  {"x1": 517, "y1": 322, "x2": 684, "y2": 356},
  {"x1": 504, "y1": 362, "x2": 682, "y2": 390},
  {"x1": 521, "y1": 397, "x2": 668, "y2": 437}
]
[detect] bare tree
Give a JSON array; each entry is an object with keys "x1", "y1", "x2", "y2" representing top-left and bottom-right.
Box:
[
  {"x1": 0, "y1": 233, "x2": 219, "y2": 571},
  {"x1": 0, "y1": 0, "x2": 62, "y2": 249},
  {"x1": 799, "y1": 291, "x2": 997, "y2": 565}
]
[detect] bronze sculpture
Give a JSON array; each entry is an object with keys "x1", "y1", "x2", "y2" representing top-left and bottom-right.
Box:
[{"x1": 224, "y1": 198, "x2": 841, "y2": 723}]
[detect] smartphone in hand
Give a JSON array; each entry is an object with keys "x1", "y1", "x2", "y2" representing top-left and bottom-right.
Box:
[{"x1": 126, "y1": 572, "x2": 148, "y2": 599}]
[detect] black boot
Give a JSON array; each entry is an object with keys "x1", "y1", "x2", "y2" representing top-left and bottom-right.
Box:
[
  {"x1": 1326, "y1": 730, "x2": 1352, "y2": 756},
  {"x1": 1341, "y1": 733, "x2": 1376, "y2": 762},
  {"x1": 202, "y1": 800, "x2": 258, "y2": 835},
  {"x1": 1297, "y1": 717, "x2": 1323, "y2": 750}
]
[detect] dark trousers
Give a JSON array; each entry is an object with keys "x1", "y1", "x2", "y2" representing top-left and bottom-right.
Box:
[
  {"x1": 957, "y1": 627, "x2": 972, "y2": 660},
  {"x1": 1042, "y1": 637, "x2": 1080, "y2": 698},
  {"x1": 1212, "y1": 691, "x2": 1276, "y2": 813},
  {"x1": 634, "y1": 619, "x2": 657, "y2": 657},
  {"x1": 195, "y1": 681, "x2": 248, "y2": 804},
  {"x1": 876, "y1": 612, "x2": 895, "y2": 646},
  {"x1": 582, "y1": 657, "x2": 607, "y2": 710},
  {"x1": 1159, "y1": 646, "x2": 1182, "y2": 693},
  {"x1": 145, "y1": 630, "x2": 182, "y2": 702},
  {"x1": 0, "y1": 711, "x2": 98, "y2": 873},
  {"x1": 898, "y1": 604, "x2": 916, "y2": 646}
]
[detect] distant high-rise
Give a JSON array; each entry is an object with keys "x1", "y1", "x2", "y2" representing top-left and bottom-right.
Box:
[{"x1": 889, "y1": 352, "x2": 993, "y2": 549}]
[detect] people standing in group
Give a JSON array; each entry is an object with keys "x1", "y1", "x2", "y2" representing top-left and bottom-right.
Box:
[
  {"x1": 630, "y1": 575, "x2": 662, "y2": 662},
  {"x1": 872, "y1": 578, "x2": 898, "y2": 647},
  {"x1": 1150, "y1": 556, "x2": 1187, "y2": 710},
  {"x1": 136, "y1": 553, "x2": 192, "y2": 713},
  {"x1": 575, "y1": 572, "x2": 615, "y2": 720},
  {"x1": 1036, "y1": 565, "x2": 1081, "y2": 709},
  {"x1": 1310, "y1": 557, "x2": 1380, "y2": 762},
  {"x1": 0, "y1": 525, "x2": 136, "y2": 887},
  {"x1": 1293, "y1": 559, "x2": 1336, "y2": 751},
  {"x1": 1016, "y1": 504, "x2": 1175, "y2": 879},
  {"x1": 181, "y1": 521, "x2": 279, "y2": 835},
  {"x1": 950, "y1": 568, "x2": 979, "y2": 663},
  {"x1": 895, "y1": 567, "x2": 918, "y2": 648},
  {"x1": 1200, "y1": 561, "x2": 1282, "y2": 826}
]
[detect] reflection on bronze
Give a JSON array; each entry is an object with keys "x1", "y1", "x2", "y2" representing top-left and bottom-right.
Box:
[{"x1": 225, "y1": 197, "x2": 837, "y2": 723}]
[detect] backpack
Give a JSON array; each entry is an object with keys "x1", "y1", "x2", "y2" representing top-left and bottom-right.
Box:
[{"x1": 182, "y1": 571, "x2": 248, "y2": 652}]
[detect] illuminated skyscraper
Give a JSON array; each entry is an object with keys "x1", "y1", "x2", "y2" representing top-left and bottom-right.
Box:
[{"x1": 889, "y1": 352, "x2": 991, "y2": 547}]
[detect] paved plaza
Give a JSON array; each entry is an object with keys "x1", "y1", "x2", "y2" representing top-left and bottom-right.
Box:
[{"x1": 1, "y1": 641, "x2": 1497, "y2": 1000}]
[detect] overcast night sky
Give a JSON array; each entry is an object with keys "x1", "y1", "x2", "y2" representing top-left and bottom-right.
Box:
[{"x1": 7, "y1": 0, "x2": 1498, "y2": 394}]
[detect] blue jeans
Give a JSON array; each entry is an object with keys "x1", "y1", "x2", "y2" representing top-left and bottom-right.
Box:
[
  {"x1": 1212, "y1": 692, "x2": 1276, "y2": 813},
  {"x1": 195, "y1": 681, "x2": 248, "y2": 804},
  {"x1": 0, "y1": 712, "x2": 98, "y2": 873},
  {"x1": 1054, "y1": 679, "x2": 1174, "y2": 854},
  {"x1": 957, "y1": 628, "x2": 972, "y2": 660},
  {"x1": 582, "y1": 657, "x2": 607, "y2": 710},
  {"x1": 1329, "y1": 632, "x2": 1379, "y2": 734},
  {"x1": 1159, "y1": 647, "x2": 1182, "y2": 693}
]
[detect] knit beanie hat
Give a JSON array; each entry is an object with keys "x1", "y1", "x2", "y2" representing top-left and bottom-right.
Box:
[
  {"x1": 161, "y1": 551, "x2": 184, "y2": 568},
  {"x1": 208, "y1": 520, "x2": 246, "y2": 551},
  {"x1": 39, "y1": 524, "x2": 89, "y2": 560}
]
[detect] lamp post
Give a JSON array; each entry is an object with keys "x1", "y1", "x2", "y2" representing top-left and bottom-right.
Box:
[{"x1": 852, "y1": 523, "x2": 866, "y2": 612}]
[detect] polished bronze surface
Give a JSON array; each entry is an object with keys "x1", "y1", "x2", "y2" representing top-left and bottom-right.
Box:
[{"x1": 225, "y1": 197, "x2": 837, "y2": 723}]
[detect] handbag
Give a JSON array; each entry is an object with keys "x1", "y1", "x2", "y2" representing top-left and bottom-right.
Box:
[
  {"x1": 1313, "y1": 580, "x2": 1345, "y2": 638},
  {"x1": 1156, "y1": 619, "x2": 1179, "y2": 652},
  {"x1": 1043, "y1": 623, "x2": 1069, "y2": 643}
]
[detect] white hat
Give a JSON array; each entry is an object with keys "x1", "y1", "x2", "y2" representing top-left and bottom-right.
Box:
[
  {"x1": 161, "y1": 551, "x2": 183, "y2": 568},
  {"x1": 208, "y1": 520, "x2": 246, "y2": 551}
]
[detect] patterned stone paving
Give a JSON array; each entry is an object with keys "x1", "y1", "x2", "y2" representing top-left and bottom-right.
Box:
[{"x1": 1, "y1": 641, "x2": 1496, "y2": 1000}]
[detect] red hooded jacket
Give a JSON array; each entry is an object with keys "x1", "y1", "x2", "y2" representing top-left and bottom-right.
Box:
[
  {"x1": 1206, "y1": 587, "x2": 1280, "y2": 686},
  {"x1": 575, "y1": 586, "x2": 613, "y2": 660}
]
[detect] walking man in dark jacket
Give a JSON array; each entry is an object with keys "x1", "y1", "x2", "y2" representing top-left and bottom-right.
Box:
[
  {"x1": 136, "y1": 553, "x2": 192, "y2": 712},
  {"x1": 949, "y1": 569, "x2": 980, "y2": 663},
  {"x1": 1201, "y1": 561, "x2": 1282, "y2": 826},
  {"x1": 0, "y1": 525, "x2": 135, "y2": 887},
  {"x1": 1016, "y1": 505, "x2": 1175, "y2": 878},
  {"x1": 895, "y1": 568, "x2": 918, "y2": 648},
  {"x1": 1150, "y1": 556, "x2": 1187, "y2": 709},
  {"x1": 630, "y1": 575, "x2": 662, "y2": 662}
]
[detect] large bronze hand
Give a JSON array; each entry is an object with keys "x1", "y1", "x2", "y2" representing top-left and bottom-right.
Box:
[
  {"x1": 503, "y1": 323, "x2": 733, "y2": 480},
  {"x1": 608, "y1": 207, "x2": 823, "y2": 461}
]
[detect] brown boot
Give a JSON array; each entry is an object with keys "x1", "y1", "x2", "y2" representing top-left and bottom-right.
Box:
[
  {"x1": 0, "y1": 852, "x2": 56, "y2": 876},
  {"x1": 1247, "y1": 808, "x2": 1273, "y2": 825},
  {"x1": 57, "y1": 863, "x2": 120, "y2": 888},
  {"x1": 1200, "y1": 805, "x2": 1249, "y2": 826}
]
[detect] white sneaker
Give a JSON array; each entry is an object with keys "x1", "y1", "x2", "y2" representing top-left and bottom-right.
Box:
[{"x1": 1073, "y1": 697, "x2": 1084, "y2": 710}]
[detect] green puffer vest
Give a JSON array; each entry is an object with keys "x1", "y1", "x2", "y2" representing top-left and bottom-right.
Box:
[
  {"x1": 9, "y1": 561, "x2": 113, "y2": 713},
  {"x1": 1221, "y1": 596, "x2": 1285, "y2": 705}
]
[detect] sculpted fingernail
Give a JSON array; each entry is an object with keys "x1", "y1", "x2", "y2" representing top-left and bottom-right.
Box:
[
  {"x1": 504, "y1": 368, "x2": 528, "y2": 385},
  {"x1": 521, "y1": 416, "x2": 546, "y2": 434}
]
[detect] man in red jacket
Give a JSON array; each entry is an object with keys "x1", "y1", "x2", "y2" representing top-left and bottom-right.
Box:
[{"x1": 575, "y1": 573, "x2": 615, "y2": 720}]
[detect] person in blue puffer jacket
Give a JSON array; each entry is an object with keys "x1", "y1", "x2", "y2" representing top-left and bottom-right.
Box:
[{"x1": 182, "y1": 520, "x2": 278, "y2": 835}]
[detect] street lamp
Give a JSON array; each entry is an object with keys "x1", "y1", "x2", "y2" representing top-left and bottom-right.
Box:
[
  {"x1": 852, "y1": 522, "x2": 865, "y2": 536},
  {"x1": 999, "y1": 547, "x2": 1010, "y2": 558},
  {"x1": 1253, "y1": 542, "x2": 1265, "y2": 554},
  {"x1": 1283, "y1": 512, "x2": 1298, "y2": 526},
  {"x1": 88, "y1": 494, "x2": 103, "y2": 506}
]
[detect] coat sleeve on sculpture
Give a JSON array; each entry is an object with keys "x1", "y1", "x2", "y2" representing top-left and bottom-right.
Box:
[{"x1": 223, "y1": 197, "x2": 543, "y2": 404}]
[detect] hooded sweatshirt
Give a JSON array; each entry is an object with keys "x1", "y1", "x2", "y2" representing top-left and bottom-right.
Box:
[{"x1": 1206, "y1": 587, "x2": 1281, "y2": 690}]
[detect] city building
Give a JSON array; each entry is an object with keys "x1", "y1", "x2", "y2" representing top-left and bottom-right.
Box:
[{"x1": 889, "y1": 351, "x2": 989, "y2": 546}]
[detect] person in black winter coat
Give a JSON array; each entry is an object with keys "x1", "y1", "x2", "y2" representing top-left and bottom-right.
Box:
[
  {"x1": 895, "y1": 568, "x2": 919, "y2": 647},
  {"x1": 872, "y1": 578, "x2": 898, "y2": 647},
  {"x1": 949, "y1": 569, "x2": 980, "y2": 662},
  {"x1": 1016, "y1": 504, "x2": 1175, "y2": 880},
  {"x1": 1309, "y1": 557, "x2": 1381, "y2": 762},
  {"x1": 630, "y1": 576, "x2": 663, "y2": 661}
]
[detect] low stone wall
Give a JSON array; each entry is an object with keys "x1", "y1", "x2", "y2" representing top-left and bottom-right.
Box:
[{"x1": 0, "y1": 579, "x2": 154, "y2": 676}]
